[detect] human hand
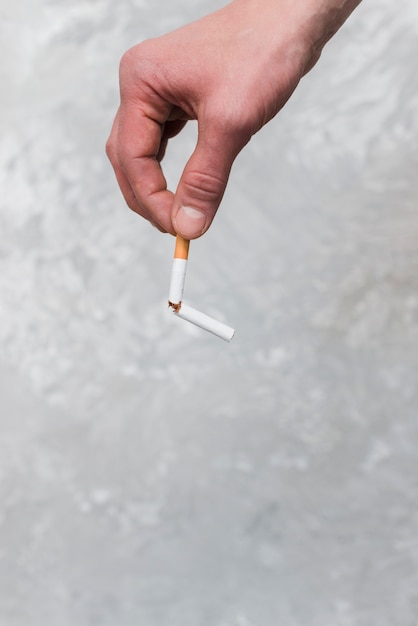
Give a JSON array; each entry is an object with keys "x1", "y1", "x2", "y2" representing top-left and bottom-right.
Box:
[{"x1": 106, "y1": 0, "x2": 361, "y2": 239}]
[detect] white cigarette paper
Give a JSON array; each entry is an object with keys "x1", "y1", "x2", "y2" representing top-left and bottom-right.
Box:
[
  {"x1": 173, "y1": 303, "x2": 235, "y2": 342},
  {"x1": 169, "y1": 258, "x2": 187, "y2": 305},
  {"x1": 168, "y1": 235, "x2": 235, "y2": 342}
]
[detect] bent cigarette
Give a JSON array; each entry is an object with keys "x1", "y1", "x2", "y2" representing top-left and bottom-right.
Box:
[
  {"x1": 168, "y1": 235, "x2": 235, "y2": 341},
  {"x1": 174, "y1": 303, "x2": 235, "y2": 342}
]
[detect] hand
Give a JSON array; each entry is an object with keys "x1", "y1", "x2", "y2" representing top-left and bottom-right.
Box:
[{"x1": 106, "y1": 0, "x2": 361, "y2": 239}]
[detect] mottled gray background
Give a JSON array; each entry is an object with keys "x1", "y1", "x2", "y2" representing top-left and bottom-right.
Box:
[{"x1": 1, "y1": 0, "x2": 418, "y2": 624}]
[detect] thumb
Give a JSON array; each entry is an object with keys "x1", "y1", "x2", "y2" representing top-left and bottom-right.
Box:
[{"x1": 172, "y1": 125, "x2": 240, "y2": 239}]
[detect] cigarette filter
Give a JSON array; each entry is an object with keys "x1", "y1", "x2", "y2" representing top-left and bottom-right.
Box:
[{"x1": 168, "y1": 235, "x2": 235, "y2": 342}]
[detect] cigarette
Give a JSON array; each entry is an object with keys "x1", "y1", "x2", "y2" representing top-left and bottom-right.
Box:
[
  {"x1": 168, "y1": 235, "x2": 235, "y2": 342},
  {"x1": 175, "y1": 303, "x2": 235, "y2": 342},
  {"x1": 168, "y1": 235, "x2": 189, "y2": 310}
]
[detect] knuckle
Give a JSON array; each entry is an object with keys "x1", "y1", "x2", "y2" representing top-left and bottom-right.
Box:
[
  {"x1": 119, "y1": 41, "x2": 158, "y2": 88},
  {"x1": 105, "y1": 137, "x2": 115, "y2": 162},
  {"x1": 105, "y1": 138, "x2": 125, "y2": 170},
  {"x1": 119, "y1": 46, "x2": 144, "y2": 92},
  {"x1": 119, "y1": 46, "x2": 138, "y2": 76}
]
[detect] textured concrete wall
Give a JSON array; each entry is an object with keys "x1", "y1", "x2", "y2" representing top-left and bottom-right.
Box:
[{"x1": 1, "y1": 1, "x2": 418, "y2": 624}]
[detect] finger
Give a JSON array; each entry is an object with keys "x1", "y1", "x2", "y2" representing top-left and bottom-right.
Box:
[
  {"x1": 116, "y1": 102, "x2": 177, "y2": 234},
  {"x1": 106, "y1": 110, "x2": 157, "y2": 225},
  {"x1": 171, "y1": 116, "x2": 248, "y2": 239}
]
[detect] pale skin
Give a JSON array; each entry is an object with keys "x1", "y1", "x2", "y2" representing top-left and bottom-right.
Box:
[{"x1": 106, "y1": 0, "x2": 362, "y2": 239}]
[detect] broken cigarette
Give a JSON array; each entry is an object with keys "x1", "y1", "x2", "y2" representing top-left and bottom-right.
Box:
[{"x1": 168, "y1": 235, "x2": 235, "y2": 342}]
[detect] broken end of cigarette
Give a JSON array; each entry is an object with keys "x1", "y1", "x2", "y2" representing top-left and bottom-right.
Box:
[{"x1": 168, "y1": 300, "x2": 182, "y2": 313}]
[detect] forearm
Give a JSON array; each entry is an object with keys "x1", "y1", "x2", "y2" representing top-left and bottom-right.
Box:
[
  {"x1": 300, "y1": 0, "x2": 363, "y2": 67},
  {"x1": 230, "y1": 0, "x2": 362, "y2": 74}
]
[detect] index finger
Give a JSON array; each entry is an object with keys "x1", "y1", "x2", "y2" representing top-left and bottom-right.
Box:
[{"x1": 117, "y1": 101, "x2": 176, "y2": 234}]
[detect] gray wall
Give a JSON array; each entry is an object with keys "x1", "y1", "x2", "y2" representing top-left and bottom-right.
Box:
[{"x1": 1, "y1": 1, "x2": 418, "y2": 624}]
